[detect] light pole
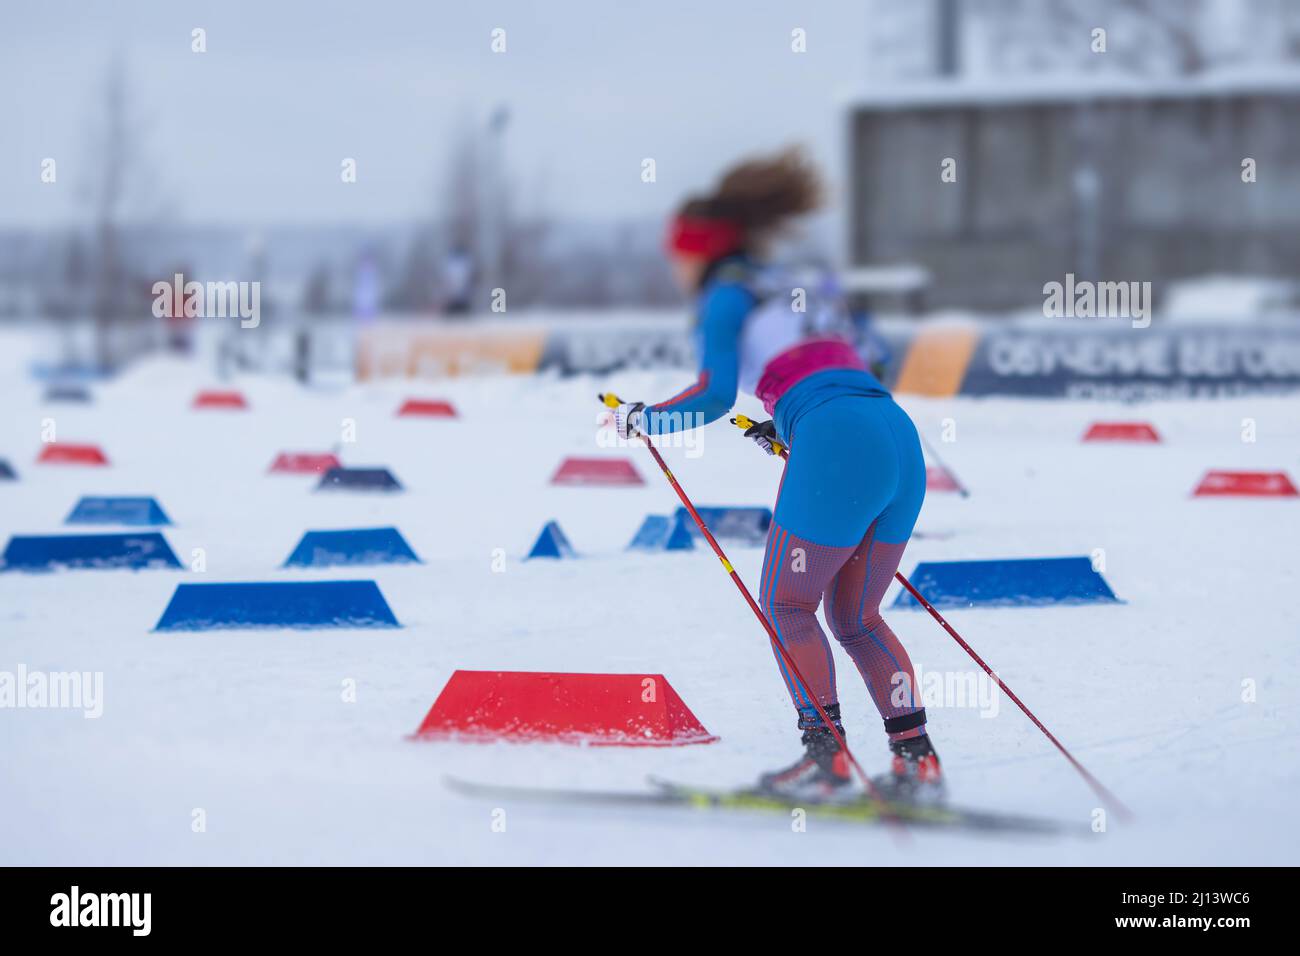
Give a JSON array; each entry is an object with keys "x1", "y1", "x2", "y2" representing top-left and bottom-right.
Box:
[{"x1": 478, "y1": 105, "x2": 511, "y2": 304}]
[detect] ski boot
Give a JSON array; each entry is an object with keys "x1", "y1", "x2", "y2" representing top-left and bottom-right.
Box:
[
  {"x1": 872, "y1": 734, "x2": 946, "y2": 806},
  {"x1": 756, "y1": 705, "x2": 853, "y2": 803}
]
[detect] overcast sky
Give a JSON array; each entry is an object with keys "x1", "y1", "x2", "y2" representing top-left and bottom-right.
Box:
[{"x1": 0, "y1": 0, "x2": 878, "y2": 228}]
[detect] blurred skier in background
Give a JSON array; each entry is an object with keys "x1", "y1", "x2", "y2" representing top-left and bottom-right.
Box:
[
  {"x1": 609, "y1": 148, "x2": 942, "y2": 802},
  {"x1": 440, "y1": 244, "x2": 476, "y2": 316}
]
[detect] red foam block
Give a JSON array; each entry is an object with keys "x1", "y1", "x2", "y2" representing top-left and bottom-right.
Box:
[
  {"x1": 414, "y1": 670, "x2": 718, "y2": 746},
  {"x1": 1194, "y1": 470, "x2": 1299, "y2": 498},
  {"x1": 193, "y1": 390, "x2": 248, "y2": 410},
  {"x1": 269, "y1": 452, "x2": 341, "y2": 475},
  {"x1": 37, "y1": 443, "x2": 109, "y2": 466},
  {"x1": 1083, "y1": 422, "x2": 1161, "y2": 443},
  {"x1": 925, "y1": 465, "x2": 961, "y2": 493},
  {"x1": 397, "y1": 398, "x2": 458, "y2": 418},
  {"x1": 550, "y1": 456, "x2": 644, "y2": 486}
]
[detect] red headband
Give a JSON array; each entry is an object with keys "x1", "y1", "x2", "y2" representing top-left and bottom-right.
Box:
[{"x1": 666, "y1": 216, "x2": 743, "y2": 259}]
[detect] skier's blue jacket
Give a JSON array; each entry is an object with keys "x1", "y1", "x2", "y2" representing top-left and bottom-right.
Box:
[{"x1": 642, "y1": 257, "x2": 925, "y2": 547}]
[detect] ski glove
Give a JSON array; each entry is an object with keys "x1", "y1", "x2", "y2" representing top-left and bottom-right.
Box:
[
  {"x1": 743, "y1": 418, "x2": 780, "y2": 456},
  {"x1": 612, "y1": 401, "x2": 647, "y2": 440}
]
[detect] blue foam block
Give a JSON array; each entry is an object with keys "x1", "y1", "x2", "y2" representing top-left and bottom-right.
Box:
[
  {"x1": 892, "y1": 556, "x2": 1120, "y2": 609},
  {"x1": 155, "y1": 580, "x2": 400, "y2": 630},
  {"x1": 43, "y1": 383, "x2": 92, "y2": 403},
  {"x1": 2, "y1": 532, "x2": 182, "y2": 572},
  {"x1": 628, "y1": 515, "x2": 670, "y2": 551},
  {"x1": 628, "y1": 513, "x2": 697, "y2": 552},
  {"x1": 526, "y1": 520, "x2": 575, "y2": 559},
  {"x1": 283, "y1": 527, "x2": 421, "y2": 567},
  {"x1": 66, "y1": 496, "x2": 172, "y2": 526},
  {"x1": 0, "y1": 459, "x2": 15, "y2": 481},
  {"x1": 316, "y1": 467, "x2": 403, "y2": 492},
  {"x1": 663, "y1": 513, "x2": 697, "y2": 551},
  {"x1": 673, "y1": 506, "x2": 771, "y2": 546}
]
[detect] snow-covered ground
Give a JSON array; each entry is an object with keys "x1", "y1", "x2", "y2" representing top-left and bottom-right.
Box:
[{"x1": 1, "y1": 328, "x2": 1297, "y2": 865}]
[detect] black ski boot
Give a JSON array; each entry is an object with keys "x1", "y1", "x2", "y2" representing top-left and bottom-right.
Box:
[
  {"x1": 757, "y1": 705, "x2": 853, "y2": 803},
  {"x1": 872, "y1": 734, "x2": 946, "y2": 805}
]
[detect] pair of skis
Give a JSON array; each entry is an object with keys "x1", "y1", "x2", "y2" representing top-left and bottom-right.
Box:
[{"x1": 445, "y1": 776, "x2": 1083, "y2": 837}]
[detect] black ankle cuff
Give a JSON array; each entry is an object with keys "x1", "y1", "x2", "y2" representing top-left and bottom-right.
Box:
[{"x1": 883, "y1": 708, "x2": 927, "y2": 735}]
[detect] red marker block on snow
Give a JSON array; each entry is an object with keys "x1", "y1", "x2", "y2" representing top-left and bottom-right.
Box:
[
  {"x1": 193, "y1": 390, "x2": 248, "y2": 410},
  {"x1": 1083, "y1": 422, "x2": 1161, "y2": 443},
  {"x1": 550, "y1": 456, "x2": 644, "y2": 486},
  {"x1": 397, "y1": 398, "x2": 458, "y2": 418},
  {"x1": 925, "y1": 465, "x2": 961, "y2": 493},
  {"x1": 268, "y1": 452, "x2": 341, "y2": 475},
  {"x1": 1193, "y1": 470, "x2": 1299, "y2": 498},
  {"x1": 413, "y1": 670, "x2": 718, "y2": 746},
  {"x1": 37, "y1": 443, "x2": 109, "y2": 466}
]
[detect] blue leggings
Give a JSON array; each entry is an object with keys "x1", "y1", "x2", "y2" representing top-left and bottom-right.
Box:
[
  {"x1": 774, "y1": 395, "x2": 926, "y2": 547},
  {"x1": 759, "y1": 395, "x2": 929, "y2": 738}
]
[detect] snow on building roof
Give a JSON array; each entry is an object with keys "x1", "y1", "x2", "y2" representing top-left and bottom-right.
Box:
[{"x1": 846, "y1": 66, "x2": 1300, "y2": 112}]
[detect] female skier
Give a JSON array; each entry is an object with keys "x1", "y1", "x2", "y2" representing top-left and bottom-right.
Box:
[{"x1": 611, "y1": 148, "x2": 942, "y2": 802}]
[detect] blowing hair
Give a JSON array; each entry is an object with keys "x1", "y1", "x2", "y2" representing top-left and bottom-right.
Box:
[{"x1": 678, "y1": 146, "x2": 823, "y2": 249}]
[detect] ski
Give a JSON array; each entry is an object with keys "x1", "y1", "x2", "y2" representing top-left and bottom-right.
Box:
[{"x1": 445, "y1": 775, "x2": 1082, "y2": 837}]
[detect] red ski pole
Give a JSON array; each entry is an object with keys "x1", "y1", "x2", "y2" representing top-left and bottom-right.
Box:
[
  {"x1": 891, "y1": 575, "x2": 1133, "y2": 821},
  {"x1": 600, "y1": 395, "x2": 897, "y2": 817},
  {"x1": 730, "y1": 415, "x2": 1133, "y2": 822}
]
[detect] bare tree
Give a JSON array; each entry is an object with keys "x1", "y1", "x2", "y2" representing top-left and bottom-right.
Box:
[{"x1": 80, "y1": 56, "x2": 164, "y2": 369}]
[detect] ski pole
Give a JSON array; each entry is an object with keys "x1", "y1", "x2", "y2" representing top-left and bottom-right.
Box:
[
  {"x1": 600, "y1": 395, "x2": 896, "y2": 816},
  {"x1": 729, "y1": 414, "x2": 1133, "y2": 822},
  {"x1": 890, "y1": 574, "x2": 1133, "y2": 821}
]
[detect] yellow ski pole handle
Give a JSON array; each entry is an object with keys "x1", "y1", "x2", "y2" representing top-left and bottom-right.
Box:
[{"x1": 729, "y1": 415, "x2": 786, "y2": 458}]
